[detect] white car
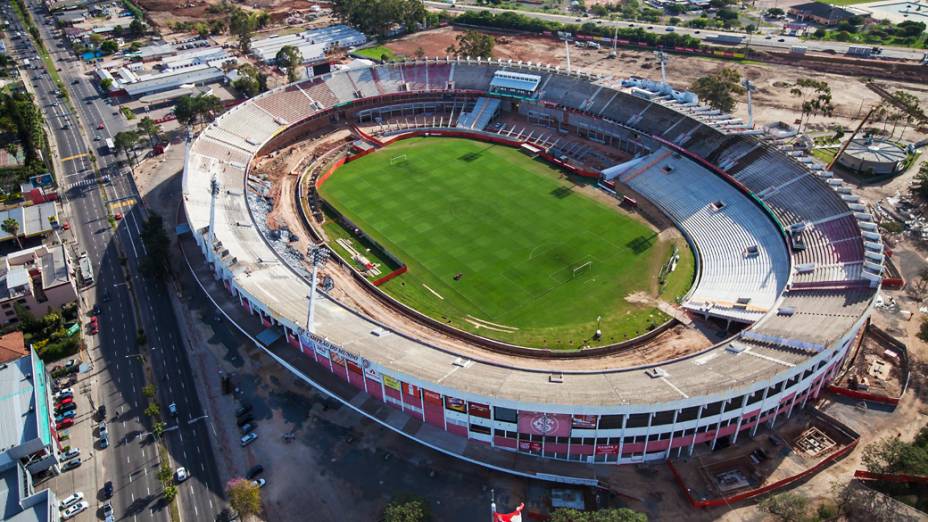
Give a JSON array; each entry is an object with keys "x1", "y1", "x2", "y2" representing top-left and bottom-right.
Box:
[
  {"x1": 62, "y1": 500, "x2": 89, "y2": 519},
  {"x1": 54, "y1": 388, "x2": 73, "y2": 399},
  {"x1": 59, "y1": 491, "x2": 84, "y2": 510},
  {"x1": 174, "y1": 467, "x2": 189, "y2": 483},
  {"x1": 252, "y1": 478, "x2": 266, "y2": 488},
  {"x1": 61, "y1": 447, "x2": 80, "y2": 461}
]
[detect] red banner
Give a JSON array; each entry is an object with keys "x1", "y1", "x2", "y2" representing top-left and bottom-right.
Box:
[
  {"x1": 595, "y1": 444, "x2": 619, "y2": 456},
  {"x1": 518, "y1": 441, "x2": 542, "y2": 452},
  {"x1": 468, "y1": 402, "x2": 491, "y2": 418},
  {"x1": 445, "y1": 396, "x2": 466, "y2": 413},
  {"x1": 518, "y1": 411, "x2": 572, "y2": 437}
]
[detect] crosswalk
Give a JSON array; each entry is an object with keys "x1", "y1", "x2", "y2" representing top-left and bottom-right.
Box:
[{"x1": 65, "y1": 178, "x2": 97, "y2": 190}]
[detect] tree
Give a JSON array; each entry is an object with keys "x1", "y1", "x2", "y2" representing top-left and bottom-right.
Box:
[
  {"x1": 446, "y1": 30, "x2": 495, "y2": 58},
  {"x1": 129, "y1": 17, "x2": 145, "y2": 37},
  {"x1": 2, "y1": 217, "x2": 22, "y2": 248},
  {"x1": 100, "y1": 77, "x2": 113, "y2": 92},
  {"x1": 174, "y1": 94, "x2": 224, "y2": 128},
  {"x1": 153, "y1": 421, "x2": 166, "y2": 438},
  {"x1": 550, "y1": 508, "x2": 648, "y2": 522},
  {"x1": 233, "y1": 64, "x2": 263, "y2": 97},
  {"x1": 140, "y1": 213, "x2": 171, "y2": 279},
  {"x1": 113, "y1": 130, "x2": 140, "y2": 172},
  {"x1": 144, "y1": 401, "x2": 160, "y2": 418},
  {"x1": 790, "y1": 79, "x2": 834, "y2": 132},
  {"x1": 142, "y1": 384, "x2": 156, "y2": 398},
  {"x1": 332, "y1": 0, "x2": 428, "y2": 38},
  {"x1": 227, "y1": 479, "x2": 261, "y2": 518},
  {"x1": 138, "y1": 116, "x2": 161, "y2": 148},
  {"x1": 414, "y1": 46, "x2": 425, "y2": 59},
  {"x1": 766, "y1": 7, "x2": 785, "y2": 17},
  {"x1": 275, "y1": 45, "x2": 303, "y2": 84},
  {"x1": 100, "y1": 39, "x2": 119, "y2": 55},
  {"x1": 383, "y1": 499, "x2": 428, "y2": 522},
  {"x1": 759, "y1": 492, "x2": 810, "y2": 522},
  {"x1": 690, "y1": 67, "x2": 745, "y2": 113},
  {"x1": 163, "y1": 485, "x2": 178, "y2": 502},
  {"x1": 229, "y1": 8, "x2": 258, "y2": 53}
]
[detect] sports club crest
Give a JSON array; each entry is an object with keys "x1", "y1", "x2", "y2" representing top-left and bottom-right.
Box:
[{"x1": 531, "y1": 413, "x2": 561, "y2": 435}]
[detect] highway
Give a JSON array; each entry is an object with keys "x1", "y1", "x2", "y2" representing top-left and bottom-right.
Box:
[
  {"x1": 425, "y1": 1, "x2": 928, "y2": 61},
  {"x1": 9, "y1": 2, "x2": 224, "y2": 520}
]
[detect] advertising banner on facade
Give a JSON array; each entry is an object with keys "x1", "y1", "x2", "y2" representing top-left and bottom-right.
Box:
[
  {"x1": 330, "y1": 352, "x2": 345, "y2": 367},
  {"x1": 383, "y1": 375, "x2": 401, "y2": 391},
  {"x1": 518, "y1": 411, "x2": 572, "y2": 437},
  {"x1": 363, "y1": 364, "x2": 382, "y2": 383},
  {"x1": 468, "y1": 402, "x2": 491, "y2": 418},
  {"x1": 571, "y1": 415, "x2": 598, "y2": 429},
  {"x1": 518, "y1": 441, "x2": 543, "y2": 452},
  {"x1": 595, "y1": 444, "x2": 619, "y2": 456},
  {"x1": 423, "y1": 390, "x2": 442, "y2": 404},
  {"x1": 312, "y1": 338, "x2": 329, "y2": 359},
  {"x1": 402, "y1": 382, "x2": 420, "y2": 398},
  {"x1": 445, "y1": 396, "x2": 467, "y2": 413}
]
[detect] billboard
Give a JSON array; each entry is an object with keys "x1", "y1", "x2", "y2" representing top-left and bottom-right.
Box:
[
  {"x1": 468, "y1": 402, "x2": 491, "y2": 418},
  {"x1": 445, "y1": 396, "x2": 467, "y2": 413},
  {"x1": 518, "y1": 411, "x2": 572, "y2": 438},
  {"x1": 571, "y1": 415, "x2": 598, "y2": 429},
  {"x1": 382, "y1": 375, "x2": 401, "y2": 391}
]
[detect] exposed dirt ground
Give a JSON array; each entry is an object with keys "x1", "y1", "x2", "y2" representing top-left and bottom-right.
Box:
[
  {"x1": 136, "y1": 0, "x2": 324, "y2": 28},
  {"x1": 386, "y1": 26, "x2": 928, "y2": 142}
]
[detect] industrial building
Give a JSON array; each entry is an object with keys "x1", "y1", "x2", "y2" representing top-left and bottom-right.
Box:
[{"x1": 250, "y1": 24, "x2": 366, "y2": 64}]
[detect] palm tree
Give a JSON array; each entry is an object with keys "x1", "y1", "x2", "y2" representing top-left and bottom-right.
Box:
[
  {"x1": 113, "y1": 130, "x2": 140, "y2": 174},
  {"x1": 2, "y1": 217, "x2": 22, "y2": 249},
  {"x1": 138, "y1": 117, "x2": 161, "y2": 149}
]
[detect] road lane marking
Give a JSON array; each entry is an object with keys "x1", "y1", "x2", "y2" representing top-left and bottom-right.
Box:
[{"x1": 60, "y1": 152, "x2": 89, "y2": 162}]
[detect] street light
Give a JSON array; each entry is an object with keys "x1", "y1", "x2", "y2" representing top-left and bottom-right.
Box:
[{"x1": 306, "y1": 245, "x2": 329, "y2": 333}]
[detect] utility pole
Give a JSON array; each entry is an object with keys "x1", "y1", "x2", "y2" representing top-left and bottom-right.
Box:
[
  {"x1": 306, "y1": 245, "x2": 328, "y2": 333},
  {"x1": 565, "y1": 39, "x2": 571, "y2": 74},
  {"x1": 655, "y1": 50, "x2": 668, "y2": 85}
]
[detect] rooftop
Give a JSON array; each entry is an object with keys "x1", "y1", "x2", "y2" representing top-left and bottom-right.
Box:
[
  {"x1": 0, "y1": 332, "x2": 26, "y2": 365},
  {"x1": 0, "y1": 353, "x2": 40, "y2": 454},
  {"x1": 0, "y1": 203, "x2": 57, "y2": 242},
  {"x1": 0, "y1": 461, "x2": 54, "y2": 522}
]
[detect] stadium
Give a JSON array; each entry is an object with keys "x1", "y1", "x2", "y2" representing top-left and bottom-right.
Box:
[{"x1": 182, "y1": 58, "x2": 880, "y2": 467}]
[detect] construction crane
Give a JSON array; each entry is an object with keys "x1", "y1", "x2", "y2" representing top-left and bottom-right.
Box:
[{"x1": 826, "y1": 106, "x2": 876, "y2": 172}]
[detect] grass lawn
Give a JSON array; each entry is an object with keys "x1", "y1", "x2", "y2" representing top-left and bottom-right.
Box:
[
  {"x1": 816, "y1": 0, "x2": 878, "y2": 5},
  {"x1": 811, "y1": 147, "x2": 838, "y2": 165},
  {"x1": 319, "y1": 138, "x2": 694, "y2": 349},
  {"x1": 353, "y1": 46, "x2": 401, "y2": 62}
]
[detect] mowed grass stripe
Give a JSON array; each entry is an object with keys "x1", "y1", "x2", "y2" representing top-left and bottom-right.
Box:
[{"x1": 320, "y1": 138, "x2": 686, "y2": 349}]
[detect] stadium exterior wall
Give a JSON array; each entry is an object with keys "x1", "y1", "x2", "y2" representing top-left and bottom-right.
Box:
[{"x1": 194, "y1": 226, "x2": 865, "y2": 464}]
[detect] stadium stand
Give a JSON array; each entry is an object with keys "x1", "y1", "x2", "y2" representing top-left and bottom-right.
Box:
[
  {"x1": 254, "y1": 86, "x2": 319, "y2": 124},
  {"x1": 456, "y1": 97, "x2": 500, "y2": 131},
  {"x1": 182, "y1": 60, "x2": 878, "y2": 469}
]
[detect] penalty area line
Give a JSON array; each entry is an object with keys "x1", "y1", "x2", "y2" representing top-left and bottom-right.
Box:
[{"x1": 422, "y1": 283, "x2": 444, "y2": 300}]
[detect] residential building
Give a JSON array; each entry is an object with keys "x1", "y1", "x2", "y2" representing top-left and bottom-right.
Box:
[
  {"x1": 0, "y1": 331, "x2": 27, "y2": 364},
  {"x1": 788, "y1": 2, "x2": 864, "y2": 25},
  {"x1": 0, "y1": 245, "x2": 77, "y2": 326}
]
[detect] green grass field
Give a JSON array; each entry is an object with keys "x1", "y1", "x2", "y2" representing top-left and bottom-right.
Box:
[{"x1": 319, "y1": 138, "x2": 694, "y2": 349}]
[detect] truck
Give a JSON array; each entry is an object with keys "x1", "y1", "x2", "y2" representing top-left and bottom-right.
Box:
[
  {"x1": 790, "y1": 46, "x2": 807, "y2": 56},
  {"x1": 706, "y1": 34, "x2": 745, "y2": 46},
  {"x1": 847, "y1": 45, "x2": 873, "y2": 57},
  {"x1": 105, "y1": 138, "x2": 115, "y2": 154}
]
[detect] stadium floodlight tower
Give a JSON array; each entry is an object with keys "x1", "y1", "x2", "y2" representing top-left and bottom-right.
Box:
[
  {"x1": 305, "y1": 245, "x2": 329, "y2": 333},
  {"x1": 654, "y1": 50, "x2": 668, "y2": 85},
  {"x1": 207, "y1": 174, "x2": 219, "y2": 262},
  {"x1": 742, "y1": 79, "x2": 756, "y2": 128}
]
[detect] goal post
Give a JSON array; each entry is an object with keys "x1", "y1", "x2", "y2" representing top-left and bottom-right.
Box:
[
  {"x1": 571, "y1": 260, "x2": 592, "y2": 279},
  {"x1": 389, "y1": 154, "x2": 407, "y2": 166}
]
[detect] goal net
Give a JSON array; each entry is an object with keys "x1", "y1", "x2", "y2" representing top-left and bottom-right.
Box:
[
  {"x1": 571, "y1": 260, "x2": 592, "y2": 279},
  {"x1": 390, "y1": 154, "x2": 408, "y2": 166}
]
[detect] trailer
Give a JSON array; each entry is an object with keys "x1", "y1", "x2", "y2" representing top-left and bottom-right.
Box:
[{"x1": 847, "y1": 45, "x2": 873, "y2": 57}]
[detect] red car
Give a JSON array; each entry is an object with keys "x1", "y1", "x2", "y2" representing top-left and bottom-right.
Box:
[
  {"x1": 56, "y1": 396, "x2": 74, "y2": 407},
  {"x1": 62, "y1": 222, "x2": 70, "y2": 230},
  {"x1": 114, "y1": 212, "x2": 123, "y2": 221},
  {"x1": 56, "y1": 418, "x2": 74, "y2": 430},
  {"x1": 97, "y1": 122, "x2": 105, "y2": 130}
]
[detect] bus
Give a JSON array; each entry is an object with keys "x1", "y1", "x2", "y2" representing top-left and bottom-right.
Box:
[
  {"x1": 78, "y1": 253, "x2": 94, "y2": 285},
  {"x1": 105, "y1": 138, "x2": 115, "y2": 154}
]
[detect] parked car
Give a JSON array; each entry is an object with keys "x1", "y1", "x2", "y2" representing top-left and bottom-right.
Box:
[
  {"x1": 236, "y1": 413, "x2": 253, "y2": 427},
  {"x1": 239, "y1": 423, "x2": 255, "y2": 435},
  {"x1": 59, "y1": 491, "x2": 84, "y2": 510},
  {"x1": 55, "y1": 410, "x2": 76, "y2": 422},
  {"x1": 168, "y1": 402, "x2": 177, "y2": 416},
  {"x1": 252, "y1": 478, "x2": 266, "y2": 488},
  {"x1": 56, "y1": 402, "x2": 77, "y2": 414},
  {"x1": 99, "y1": 432, "x2": 109, "y2": 449},
  {"x1": 61, "y1": 447, "x2": 80, "y2": 461},
  {"x1": 97, "y1": 404, "x2": 106, "y2": 420},
  {"x1": 91, "y1": 304, "x2": 101, "y2": 316},
  {"x1": 102, "y1": 501, "x2": 113, "y2": 517},
  {"x1": 245, "y1": 465, "x2": 263, "y2": 480},
  {"x1": 102, "y1": 481, "x2": 113, "y2": 499},
  {"x1": 98, "y1": 420, "x2": 107, "y2": 436},
  {"x1": 54, "y1": 388, "x2": 73, "y2": 400},
  {"x1": 62, "y1": 500, "x2": 88, "y2": 519},
  {"x1": 235, "y1": 403, "x2": 252, "y2": 417},
  {"x1": 56, "y1": 396, "x2": 74, "y2": 407},
  {"x1": 61, "y1": 458, "x2": 81, "y2": 472},
  {"x1": 174, "y1": 467, "x2": 189, "y2": 483},
  {"x1": 240, "y1": 433, "x2": 257, "y2": 447},
  {"x1": 56, "y1": 418, "x2": 74, "y2": 430}
]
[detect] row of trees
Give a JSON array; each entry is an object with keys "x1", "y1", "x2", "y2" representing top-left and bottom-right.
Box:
[
  {"x1": 381, "y1": 499, "x2": 647, "y2": 522},
  {"x1": 0, "y1": 88, "x2": 48, "y2": 178},
  {"x1": 332, "y1": 0, "x2": 429, "y2": 39},
  {"x1": 174, "y1": 93, "x2": 224, "y2": 128}
]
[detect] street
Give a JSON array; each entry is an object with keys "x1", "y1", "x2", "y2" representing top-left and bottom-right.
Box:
[{"x1": 5, "y1": 2, "x2": 224, "y2": 520}]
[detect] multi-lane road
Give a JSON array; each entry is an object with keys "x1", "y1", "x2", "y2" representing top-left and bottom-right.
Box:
[
  {"x1": 425, "y1": 1, "x2": 928, "y2": 61},
  {"x1": 7, "y1": 2, "x2": 225, "y2": 520}
]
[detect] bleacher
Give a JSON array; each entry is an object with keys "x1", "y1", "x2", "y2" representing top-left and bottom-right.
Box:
[
  {"x1": 450, "y1": 64, "x2": 496, "y2": 91},
  {"x1": 749, "y1": 289, "x2": 873, "y2": 351},
  {"x1": 299, "y1": 78, "x2": 339, "y2": 108},
  {"x1": 253, "y1": 86, "x2": 318, "y2": 124},
  {"x1": 617, "y1": 149, "x2": 789, "y2": 322},
  {"x1": 539, "y1": 74, "x2": 598, "y2": 109},
  {"x1": 324, "y1": 73, "x2": 359, "y2": 102},
  {"x1": 763, "y1": 175, "x2": 849, "y2": 224},
  {"x1": 402, "y1": 63, "x2": 428, "y2": 90},
  {"x1": 347, "y1": 68, "x2": 380, "y2": 98},
  {"x1": 428, "y1": 62, "x2": 451, "y2": 90},
  {"x1": 192, "y1": 136, "x2": 253, "y2": 166},
  {"x1": 372, "y1": 64, "x2": 405, "y2": 93},
  {"x1": 225, "y1": 103, "x2": 282, "y2": 142},
  {"x1": 456, "y1": 97, "x2": 500, "y2": 131}
]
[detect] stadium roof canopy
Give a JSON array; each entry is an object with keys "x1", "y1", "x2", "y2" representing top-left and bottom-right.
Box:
[{"x1": 490, "y1": 71, "x2": 541, "y2": 94}]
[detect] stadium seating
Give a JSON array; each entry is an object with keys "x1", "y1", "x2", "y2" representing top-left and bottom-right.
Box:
[
  {"x1": 324, "y1": 73, "x2": 359, "y2": 102},
  {"x1": 763, "y1": 175, "x2": 849, "y2": 224},
  {"x1": 617, "y1": 149, "x2": 789, "y2": 321},
  {"x1": 401, "y1": 63, "x2": 428, "y2": 91},
  {"x1": 456, "y1": 97, "x2": 500, "y2": 131},
  {"x1": 450, "y1": 64, "x2": 496, "y2": 91},
  {"x1": 192, "y1": 137, "x2": 253, "y2": 166},
  {"x1": 299, "y1": 78, "x2": 339, "y2": 108},
  {"x1": 539, "y1": 74, "x2": 599, "y2": 109},
  {"x1": 428, "y1": 62, "x2": 452, "y2": 90},
  {"x1": 347, "y1": 68, "x2": 380, "y2": 98},
  {"x1": 221, "y1": 104, "x2": 282, "y2": 143},
  {"x1": 254, "y1": 86, "x2": 318, "y2": 124},
  {"x1": 372, "y1": 64, "x2": 405, "y2": 93}
]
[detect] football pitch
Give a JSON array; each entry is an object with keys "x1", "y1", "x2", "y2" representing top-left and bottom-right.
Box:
[{"x1": 319, "y1": 137, "x2": 694, "y2": 349}]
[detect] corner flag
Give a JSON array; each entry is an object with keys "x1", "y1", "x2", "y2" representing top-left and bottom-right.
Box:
[{"x1": 494, "y1": 503, "x2": 525, "y2": 522}]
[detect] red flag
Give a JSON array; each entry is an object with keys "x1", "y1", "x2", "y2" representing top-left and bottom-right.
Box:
[{"x1": 494, "y1": 503, "x2": 524, "y2": 522}]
